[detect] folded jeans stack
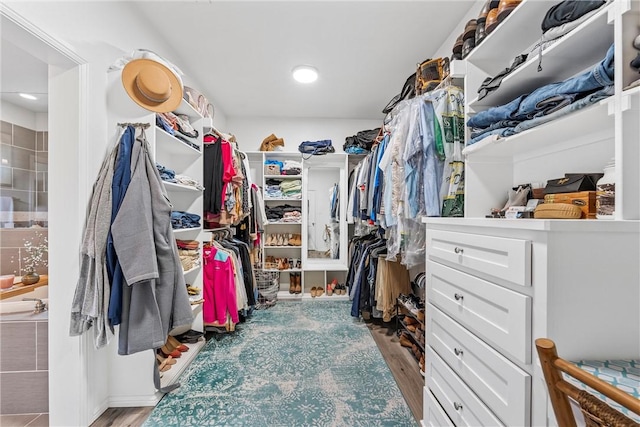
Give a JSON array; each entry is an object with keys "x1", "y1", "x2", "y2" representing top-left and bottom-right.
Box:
[
  {"x1": 468, "y1": 43, "x2": 615, "y2": 145},
  {"x1": 156, "y1": 163, "x2": 176, "y2": 183},
  {"x1": 171, "y1": 211, "x2": 201, "y2": 229}
]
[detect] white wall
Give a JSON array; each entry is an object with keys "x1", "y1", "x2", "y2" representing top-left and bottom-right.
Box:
[
  {"x1": 227, "y1": 117, "x2": 381, "y2": 152},
  {"x1": 3, "y1": 2, "x2": 221, "y2": 426},
  {"x1": 0, "y1": 100, "x2": 38, "y2": 130}
]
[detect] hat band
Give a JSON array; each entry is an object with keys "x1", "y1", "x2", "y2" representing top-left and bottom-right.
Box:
[{"x1": 136, "y1": 79, "x2": 170, "y2": 103}]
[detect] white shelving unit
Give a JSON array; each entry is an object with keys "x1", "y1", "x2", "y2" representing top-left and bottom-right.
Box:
[
  {"x1": 246, "y1": 151, "x2": 349, "y2": 300},
  {"x1": 423, "y1": 1, "x2": 640, "y2": 426},
  {"x1": 106, "y1": 72, "x2": 207, "y2": 406}
]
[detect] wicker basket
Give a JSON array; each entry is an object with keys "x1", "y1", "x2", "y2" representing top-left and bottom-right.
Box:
[{"x1": 264, "y1": 164, "x2": 281, "y2": 175}]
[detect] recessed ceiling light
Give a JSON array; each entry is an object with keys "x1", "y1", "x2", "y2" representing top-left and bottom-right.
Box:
[
  {"x1": 19, "y1": 93, "x2": 38, "y2": 100},
  {"x1": 292, "y1": 65, "x2": 318, "y2": 84}
]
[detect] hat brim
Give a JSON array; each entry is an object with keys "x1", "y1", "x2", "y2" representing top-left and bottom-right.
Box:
[{"x1": 121, "y1": 58, "x2": 183, "y2": 113}]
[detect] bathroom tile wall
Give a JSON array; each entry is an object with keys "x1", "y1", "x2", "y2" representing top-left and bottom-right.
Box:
[
  {"x1": 0, "y1": 320, "x2": 49, "y2": 415},
  {"x1": 0, "y1": 120, "x2": 48, "y2": 228},
  {"x1": 0, "y1": 228, "x2": 48, "y2": 276}
]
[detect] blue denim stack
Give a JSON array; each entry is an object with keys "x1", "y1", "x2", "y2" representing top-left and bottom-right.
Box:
[
  {"x1": 468, "y1": 43, "x2": 615, "y2": 146},
  {"x1": 171, "y1": 211, "x2": 201, "y2": 229}
]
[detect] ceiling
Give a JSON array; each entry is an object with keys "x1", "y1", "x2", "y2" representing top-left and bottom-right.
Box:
[
  {"x1": 0, "y1": 36, "x2": 49, "y2": 113},
  {"x1": 1, "y1": 1, "x2": 476, "y2": 119}
]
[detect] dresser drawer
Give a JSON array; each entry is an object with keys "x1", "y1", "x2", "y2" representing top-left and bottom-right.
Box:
[
  {"x1": 426, "y1": 229, "x2": 531, "y2": 287},
  {"x1": 424, "y1": 386, "x2": 455, "y2": 427},
  {"x1": 427, "y1": 260, "x2": 532, "y2": 364},
  {"x1": 427, "y1": 346, "x2": 505, "y2": 427},
  {"x1": 428, "y1": 304, "x2": 531, "y2": 426}
]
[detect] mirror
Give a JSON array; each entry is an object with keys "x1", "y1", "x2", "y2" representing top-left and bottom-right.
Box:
[{"x1": 306, "y1": 167, "x2": 340, "y2": 260}]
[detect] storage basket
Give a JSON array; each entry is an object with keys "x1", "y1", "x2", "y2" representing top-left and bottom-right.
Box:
[
  {"x1": 264, "y1": 164, "x2": 281, "y2": 175},
  {"x1": 255, "y1": 270, "x2": 279, "y2": 302}
]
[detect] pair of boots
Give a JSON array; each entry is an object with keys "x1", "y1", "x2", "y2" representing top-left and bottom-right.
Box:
[
  {"x1": 289, "y1": 272, "x2": 302, "y2": 294},
  {"x1": 260, "y1": 134, "x2": 285, "y2": 151}
]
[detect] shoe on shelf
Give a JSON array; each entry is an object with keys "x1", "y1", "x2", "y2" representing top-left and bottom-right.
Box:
[
  {"x1": 326, "y1": 283, "x2": 333, "y2": 296},
  {"x1": 289, "y1": 273, "x2": 296, "y2": 294},
  {"x1": 167, "y1": 335, "x2": 189, "y2": 352},
  {"x1": 294, "y1": 273, "x2": 302, "y2": 294},
  {"x1": 399, "y1": 333, "x2": 413, "y2": 348},
  {"x1": 310, "y1": 287, "x2": 317, "y2": 297},
  {"x1": 405, "y1": 316, "x2": 418, "y2": 326},
  {"x1": 155, "y1": 354, "x2": 175, "y2": 372},
  {"x1": 316, "y1": 286, "x2": 324, "y2": 297}
]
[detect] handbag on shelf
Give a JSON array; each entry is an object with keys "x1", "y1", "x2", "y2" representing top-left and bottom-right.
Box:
[
  {"x1": 382, "y1": 73, "x2": 416, "y2": 114},
  {"x1": 544, "y1": 173, "x2": 601, "y2": 195},
  {"x1": 298, "y1": 139, "x2": 335, "y2": 157}
]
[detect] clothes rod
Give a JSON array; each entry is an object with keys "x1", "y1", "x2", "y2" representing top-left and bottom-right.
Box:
[{"x1": 117, "y1": 122, "x2": 150, "y2": 129}]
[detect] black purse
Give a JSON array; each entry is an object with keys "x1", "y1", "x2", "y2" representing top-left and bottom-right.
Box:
[{"x1": 544, "y1": 173, "x2": 602, "y2": 194}]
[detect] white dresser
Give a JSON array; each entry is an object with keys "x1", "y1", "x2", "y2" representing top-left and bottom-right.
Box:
[{"x1": 422, "y1": 218, "x2": 639, "y2": 427}]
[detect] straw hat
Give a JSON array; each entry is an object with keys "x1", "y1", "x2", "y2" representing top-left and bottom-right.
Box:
[{"x1": 121, "y1": 58, "x2": 183, "y2": 113}]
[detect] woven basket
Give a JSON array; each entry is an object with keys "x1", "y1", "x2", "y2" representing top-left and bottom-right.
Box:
[{"x1": 264, "y1": 164, "x2": 281, "y2": 175}]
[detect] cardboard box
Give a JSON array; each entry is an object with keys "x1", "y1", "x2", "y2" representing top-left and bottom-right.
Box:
[{"x1": 543, "y1": 191, "x2": 596, "y2": 219}]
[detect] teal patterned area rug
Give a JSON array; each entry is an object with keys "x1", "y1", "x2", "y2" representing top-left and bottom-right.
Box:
[{"x1": 143, "y1": 301, "x2": 417, "y2": 427}]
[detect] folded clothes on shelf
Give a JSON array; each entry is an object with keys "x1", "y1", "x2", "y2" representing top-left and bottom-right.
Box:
[{"x1": 171, "y1": 210, "x2": 201, "y2": 229}]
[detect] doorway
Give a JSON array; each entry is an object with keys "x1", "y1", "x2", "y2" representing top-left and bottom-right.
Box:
[{"x1": 1, "y1": 5, "x2": 85, "y2": 426}]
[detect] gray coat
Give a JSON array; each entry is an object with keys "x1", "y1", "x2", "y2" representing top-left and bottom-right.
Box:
[{"x1": 111, "y1": 132, "x2": 193, "y2": 355}]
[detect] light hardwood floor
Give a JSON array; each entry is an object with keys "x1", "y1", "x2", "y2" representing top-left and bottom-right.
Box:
[{"x1": 91, "y1": 318, "x2": 423, "y2": 426}]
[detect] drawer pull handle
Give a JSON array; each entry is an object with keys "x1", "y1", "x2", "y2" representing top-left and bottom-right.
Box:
[
  {"x1": 454, "y1": 402, "x2": 463, "y2": 411},
  {"x1": 454, "y1": 293, "x2": 464, "y2": 301},
  {"x1": 454, "y1": 348, "x2": 463, "y2": 356},
  {"x1": 454, "y1": 247, "x2": 464, "y2": 254}
]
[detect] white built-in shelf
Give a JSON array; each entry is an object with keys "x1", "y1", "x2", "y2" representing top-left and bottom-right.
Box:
[
  {"x1": 468, "y1": 3, "x2": 615, "y2": 110},
  {"x1": 163, "y1": 181, "x2": 202, "y2": 193},
  {"x1": 173, "y1": 98, "x2": 203, "y2": 121},
  {"x1": 464, "y1": 0, "x2": 559, "y2": 76},
  {"x1": 463, "y1": 98, "x2": 613, "y2": 159},
  {"x1": 264, "y1": 245, "x2": 302, "y2": 249},
  {"x1": 276, "y1": 290, "x2": 349, "y2": 301},
  {"x1": 263, "y1": 268, "x2": 303, "y2": 273},
  {"x1": 172, "y1": 227, "x2": 201, "y2": 235},
  {"x1": 191, "y1": 302, "x2": 203, "y2": 314},
  {"x1": 304, "y1": 264, "x2": 349, "y2": 272},
  {"x1": 156, "y1": 127, "x2": 201, "y2": 156},
  {"x1": 264, "y1": 197, "x2": 302, "y2": 201},
  {"x1": 449, "y1": 59, "x2": 467, "y2": 78},
  {"x1": 183, "y1": 265, "x2": 201, "y2": 275},
  {"x1": 623, "y1": 85, "x2": 640, "y2": 100},
  {"x1": 158, "y1": 336, "x2": 206, "y2": 389},
  {"x1": 266, "y1": 221, "x2": 302, "y2": 225},
  {"x1": 264, "y1": 175, "x2": 302, "y2": 179},
  {"x1": 422, "y1": 217, "x2": 640, "y2": 232}
]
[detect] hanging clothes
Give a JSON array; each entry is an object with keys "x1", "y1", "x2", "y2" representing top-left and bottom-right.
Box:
[
  {"x1": 203, "y1": 135, "x2": 224, "y2": 215},
  {"x1": 202, "y1": 243, "x2": 238, "y2": 325},
  {"x1": 70, "y1": 125, "x2": 193, "y2": 354},
  {"x1": 111, "y1": 129, "x2": 193, "y2": 355}
]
